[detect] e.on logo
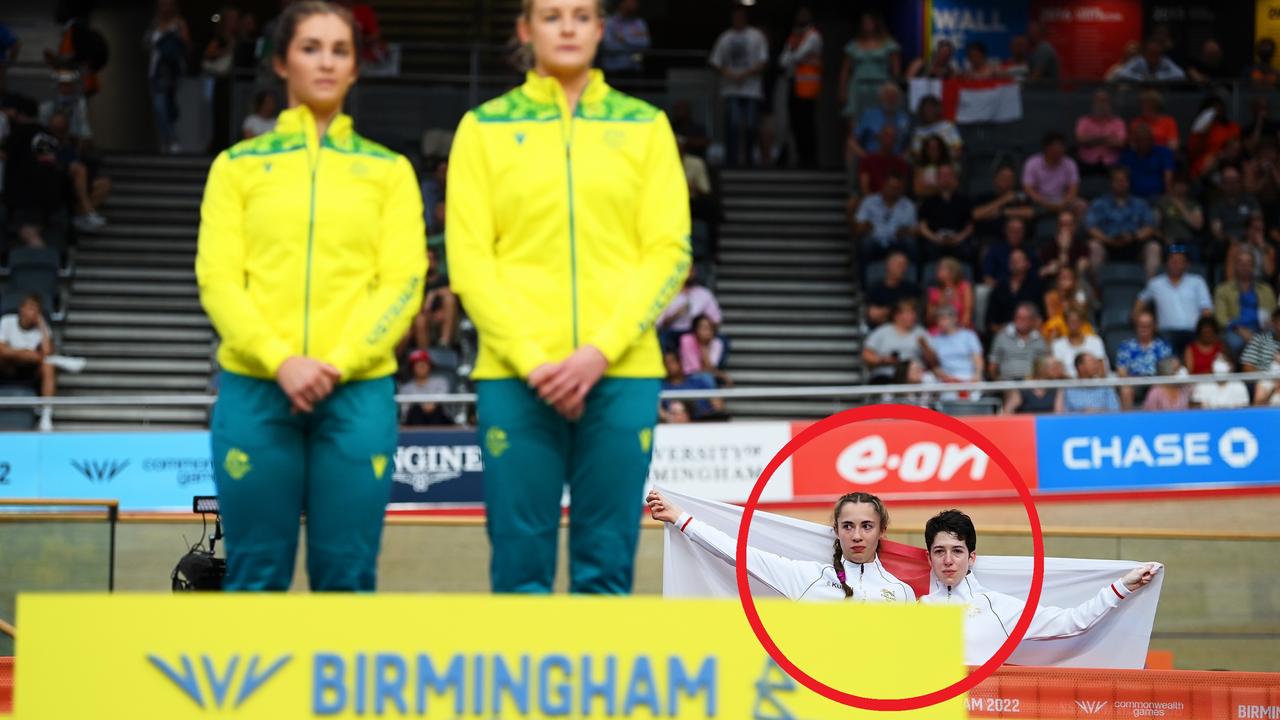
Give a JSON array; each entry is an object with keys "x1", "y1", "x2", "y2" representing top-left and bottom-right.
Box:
[{"x1": 836, "y1": 436, "x2": 989, "y2": 485}]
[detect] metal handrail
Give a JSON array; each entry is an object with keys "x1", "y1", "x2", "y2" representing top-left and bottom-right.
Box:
[{"x1": 0, "y1": 371, "x2": 1273, "y2": 407}]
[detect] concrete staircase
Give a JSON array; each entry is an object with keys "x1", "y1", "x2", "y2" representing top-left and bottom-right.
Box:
[
  {"x1": 375, "y1": 0, "x2": 523, "y2": 76},
  {"x1": 715, "y1": 169, "x2": 866, "y2": 420},
  {"x1": 56, "y1": 155, "x2": 213, "y2": 429}
]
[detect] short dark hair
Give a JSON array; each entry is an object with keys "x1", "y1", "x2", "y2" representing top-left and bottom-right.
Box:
[
  {"x1": 21, "y1": 294, "x2": 42, "y2": 309},
  {"x1": 1074, "y1": 352, "x2": 1091, "y2": 371},
  {"x1": 925, "y1": 509, "x2": 976, "y2": 553},
  {"x1": 966, "y1": 40, "x2": 988, "y2": 57},
  {"x1": 1042, "y1": 131, "x2": 1067, "y2": 148},
  {"x1": 1110, "y1": 165, "x2": 1130, "y2": 179},
  {"x1": 892, "y1": 297, "x2": 918, "y2": 317},
  {"x1": 273, "y1": 1, "x2": 358, "y2": 61}
]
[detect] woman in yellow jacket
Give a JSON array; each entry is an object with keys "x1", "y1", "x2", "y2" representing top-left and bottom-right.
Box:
[
  {"x1": 195, "y1": 2, "x2": 425, "y2": 591},
  {"x1": 447, "y1": 0, "x2": 690, "y2": 593}
]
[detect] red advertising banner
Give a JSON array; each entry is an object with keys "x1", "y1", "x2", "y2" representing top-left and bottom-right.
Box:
[
  {"x1": 1032, "y1": 0, "x2": 1144, "y2": 80},
  {"x1": 970, "y1": 665, "x2": 1280, "y2": 719},
  {"x1": 789, "y1": 416, "x2": 1039, "y2": 501}
]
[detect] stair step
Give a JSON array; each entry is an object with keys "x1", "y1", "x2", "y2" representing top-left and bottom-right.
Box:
[
  {"x1": 111, "y1": 181, "x2": 206, "y2": 197},
  {"x1": 63, "y1": 326, "x2": 214, "y2": 342},
  {"x1": 722, "y1": 197, "x2": 846, "y2": 212},
  {"x1": 717, "y1": 265, "x2": 849, "y2": 281},
  {"x1": 73, "y1": 280, "x2": 198, "y2": 297},
  {"x1": 719, "y1": 251, "x2": 849, "y2": 266},
  {"x1": 729, "y1": 337, "x2": 861, "y2": 353},
  {"x1": 718, "y1": 237, "x2": 848, "y2": 252},
  {"x1": 81, "y1": 223, "x2": 197, "y2": 240},
  {"x1": 731, "y1": 369, "x2": 863, "y2": 384},
  {"x1": 104, "y1": 154, "x2": 212, "y2": 170},
  {"x1": 76, "y1": 266, "x2": 195, "y2": 282},
  {"x1": 719, "y1": 223, "x2": 849, "y2": 239},
  {"x1": 74, "y1": 358, "x2": 212, "y2": 374},
  {"x1": 724, "y1": 399, "x2": 862, "y2": 419},
  {"x1": 102, "y1": 209, "x2": 199, "y2": 226},
  {"x1": 721, "y1": 323, "x2": 860, "y2": 339},
  {"x1": 66, "y1": 311, "x2": 210, "y2": 328},
  {"x1": 76, "y1": 251, "x2": 193, "y2": 268},
  {"x1": 77, "y1": 238, "x2": 195, "y2": 254},
  {"x1": 72, "y1": 295, "x2": 203, "y2": 313},
  {"x1": 52, "y1": 405, "x2": 209, "y2": 423},
  {"x1": 719, "y1": 293, "x2": 855, "y2": 310},
  {"x1": 728, "y1": 353, "x2": 858, "y2": 370},
  {"x1": 719, "y1": 169, "x2": 845, "y2": 184},
  {"x1": 103, "y1": 195, "x2": 201, "y2": 211},
  {"x1": 60, "y1": 374, "x2": 210, "y2": 390},
  {"x1": 722, "y1": 210, "x2": 846, "y2": 225},
  {"x1": 722, "y1": 308, "x2": 855, "y2": 324},
  {"x1": 61, "y1": 342, "x2": 212, "y2": 359},
  {"x1": 104, "y1": 168, "x2": 210, "y2": 185},
  {"x1": 716, "y1": 183, "x2": 846, "y2": 198},
  {"x1": 717, "y1": 279, "x2": 850, "y2": 294}
]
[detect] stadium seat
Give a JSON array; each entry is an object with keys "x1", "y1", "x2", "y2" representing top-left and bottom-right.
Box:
[
  {"x1": 935, "y1": 398, "x2": 1000, "y2": 416},
  {"x1": 1101, "y1": 283, "x2": 1142, "y2": 309},
  {"x1": 1188, "y1": 261, "x2": 1208, "y2": 280},
  {"x1": 1104, "y1": 328, "x2": 1132, "y2": 365},
  {"x1": 864, "y1": 259, "x2": 916, "y2": 289},
  {"x1": 1098, "y1": 263, "x2": 1146, "y2": 287},
  {"x1": 1, "y1": 249, "x2": 60, "y2": 319},
  {"x1": 1101, "y1": 303, "x2": 1134, "y2": 332}
]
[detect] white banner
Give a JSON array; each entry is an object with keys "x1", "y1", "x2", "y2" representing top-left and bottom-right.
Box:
[
  {"x1": 646, "y1": 422, "x2": 793, "y2": 502},
  {"x1": 659, "y1": 488, "x2": 1163, "y2": 669}
]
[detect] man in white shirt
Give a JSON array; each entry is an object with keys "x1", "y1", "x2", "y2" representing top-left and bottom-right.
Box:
[
  {"x1": 0, "y1": 295, "x2": 56, "y2": 430},
  {"x1": 709, "y1": 6, "x2": 768, "y2": 167},
  {"x1": 1135, "y1": 245, "x2": 1212, "y2": 354},
  {"x1": 921, "y1": 509, "x2": 1160, "y2": 666},
  {"x1": 1111, "y1": 39, "x2": 1186, "y2": 82},
  {"x1": 1191, "y1": 356, "x2": 1250, "y2": 409}
]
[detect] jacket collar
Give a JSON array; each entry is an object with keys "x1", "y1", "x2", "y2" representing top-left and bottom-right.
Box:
[
  {"x1": 840, "y1": 553, "x2": 885, "y2": 577},
  {"x1": 931, "y1": 571, "x2": 983, "y2": 600},
  {"x1": 521, "y1": 69, "x2": 611, "y2": 114},
  {"x1": 274, "y1": 104, "x2": 354, "y2": 151}
]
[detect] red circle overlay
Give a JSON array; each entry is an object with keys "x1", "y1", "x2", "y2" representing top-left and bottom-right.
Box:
[{"x1": 735, "y1": 404, "x2": 1045, "y2": 712}]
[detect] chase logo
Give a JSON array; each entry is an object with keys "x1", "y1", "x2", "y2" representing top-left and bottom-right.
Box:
[
  {"x1": 148, "y1": 653, "x2": 291, "y2": 709},
  {"x1": 71, "y1": 459, "x2": 130, "y2": 483}
]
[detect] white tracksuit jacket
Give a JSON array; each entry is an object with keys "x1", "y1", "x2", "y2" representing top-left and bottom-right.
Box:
[
  {"x1": 674, "y1": 512, "x2": 915, "y2": 602},
  {"x1": 921, "y1": 572, "x2": 1133, "y2": 665}
]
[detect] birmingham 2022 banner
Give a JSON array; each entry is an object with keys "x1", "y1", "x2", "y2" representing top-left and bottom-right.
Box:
[{"x1": 0, "y1": 409, "x2": 1276, "y2": 511}]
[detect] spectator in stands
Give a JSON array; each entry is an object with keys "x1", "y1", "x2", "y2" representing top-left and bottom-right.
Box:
[
  {"x1": 1143, "y1": 357, "x2": 1190, "y2": 411},
  {"x1": 1186, "y1": 39, "x2": 1227, "y2": 84},
  {"x1": 986, "y1": 248, "x2": 1042, "y2": 333},
  {"x1": 203, "y1": 6, "x2": 238, "y2": 154},
  {"x1": 0, "y1": 22, "x2": 20, "y2": 68},
  {"x1": 1003, "y1": 35, "x2": 1029, "y2": 82},
  {"x1": 601, "y1": 0, "x2": 650, "y2": 79},
  {"x1": 399, "y1": 349, "x2": 452, "y2": 426},
  {"x1": 1246, "y1": 38, "x2": 1279, "y2": 89},
  {"x1": 1130, "y1": 90, "x2": 1179, "y2": 152},
  {"x1": 972, "y1": 165, "x2": 1035, "y2": 241},
  {"x1": 1209, "y1": 166, "x2": 1261, "y2": 252},
  {"x1": 659, "y1": 399, "x2": 692, "y2": 423},
  {"x1": 1241, "y1": 307, "x2": 1280, "y2": 372},
  {"x1": 1191, "y1": 355, "x2": 1249, "y2": 408},
  {"x1": 862, "y1": 298, "x2": 937, "y2": 384},
  {"x1": 1119, "y1": 122, "x2": 1175, "y2": 201},
  {"x1": 662, "y1": 352, "x2": 724, "y2": 420},
  {"x1": 1244, "y1": 97, "x2": 1279, "y2": 156},
  {"x1": 335, "y1": 0, "x2": 387, "y2": 65},
  {"x1": 989, "y1": 302, "x2": 1047, "y2": 380},
  {"x1": 1086, "y1": 166, "x2": 1158, "y2": 268},
  {"x1": 865, "y1": 249, "x2": 919, "y2": 328},
  {"x1": 39, "y1": 71, "x2": 91, "y2": 148},
  {"x1": 1189, "y1": 96, "x2": 1240, "y2": 179},
  {"x1": 1042, "y1": 266, "x2": 1097, "y2": 342},
  {"x1": 1245, "y1": 216, "x2": 1278, "y2": 284},
  {"x1": 411, "y1": 247, "x2": 457, "y2": 350},
  {"x1": 709, "y1": 6, "x2": 768, "y2": 168},
  {"x1": 1075, "y1": 90, "x2": 1126, "y2": 175},
  {"x1": 779, "y1": 7, "x2": 822, "y2": 169},
  {"x1": 961, "y1": 41, "x2": 1000, "y2": 79},
  {"x1": 1115, "y1": 310, "x2": 1173, "y2": 409},
  {"x1": 46, "y1": 110, "x2": 110, "y2": 233},
  {"x1": 242, "y1": 90, "x2": 278, "y2": 139},
  {"x1": 858, "y1": 124, "x2": 911, "y2": 196},
  {"x1": 1053, "y1": 306, "x2": 1109, "y2": 378},
  {"x1": 1215, "y1": 248, "x2": 1277, "y2": 358},
  {"x1": 669, "y1": 99, "x2": 710, "y2": 159},
  {"x1": 0, "y1": 295, "x2": 55, "y2": 431},
  {"x1": 1026, "y1": 21, "x2": 1059, "y2": 83},
  {"x1": 913, "y1": 136, "x2": 954, "y2": 199},
  {"x1": 849, "y1": 82, "x2": 910, "y2": 165},
  {"x1": 910, "y1": 95, "x2": 962, "y2": 161},
  {"x1": 919, "y1": 165, "x2": 974, "y2": 262},
  {"x1": 1003, "y1": 356, "x2": 1063, "y2": 414},
  {"x1": 1057, "y1": 353, "x2": 1120, "y2": 414},
  {"x1": 906, "y1": 39, "x2": 957, "y2": 80},
  {"x1": 982, "y1": 216, "x2": 1033, "y2": 287},
  {"x1": 839, "y1": 11, "x2": 900, "y2": 141},
  {"x1": 1184, "y1": 316, "x2": 1225, "y2": 375},
  {"x1": 657, "y1": 271, "x2": 722, "y2": 350},
  {"x1": 1112, "y1": 38, "x2": 1186, "y2": 82},
  {"x1": 929, "y1": 305, "x2": 983, "y2": 393},
  {"x1": 47, "y1": 3, "x2": 108, "y2": 99},
  {"x1": 1255, "y1": 367, "x2": 1280, "y2": 405},
  {"x1": 1022, "y1": 132, "x2": 1079, "y2": 215},
  {"x1": 1136, "y1": 246, "x2": 1212, "y2": 353},
  {"x1": 1104, "y1": 41, "x2": 1141, "y2": 82},
  {"x1": 420, "y1": 158, "x2": 447, "y2": 237},
  {"x1": 1038, "y1": 210, "x2": 1089, "y2": 282},
  {"x1": 679, "y1": 314, "x2": 730, "y2": 387},
  {"x1": 3, "y1": 96, "x2": 64, "y2": 248},
  {"x1": 147, "y1": 0, "x2": 189, "y2": 155},
  {"x1": 925, "y1": 257, "x2": 973, "y2": 330},
  {"x1": 1155, "y1": 175, "x2": 1204, "y2": 264},
  {"x1": 854, "y1": 172, "x2": 916, "y2": 261}
]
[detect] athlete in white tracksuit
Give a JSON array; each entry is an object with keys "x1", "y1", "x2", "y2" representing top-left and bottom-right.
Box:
[
  {"x1": 921, "y1": 509, "x2": 1161, "y2": 665},
  {"x1": 647, "y1": 489, "x2": 915, "y2": 603}
]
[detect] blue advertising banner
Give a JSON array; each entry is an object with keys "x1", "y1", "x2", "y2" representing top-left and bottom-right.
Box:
[
  {"x1": 387, "y1": 428, "x2": 484, "y2": 507},
  {"x1": 1034, "y1": 409, "x2": 1280, "y2": 492},
  {"x1": 927, "y1": 0, "x2": 1027, "y2": 61},
  {"x1": 0, "y1": 432, "x2": 42, "y2": 498},
  {"x1": 39, "y1": 432, "x2": 215, "y2": 510}
]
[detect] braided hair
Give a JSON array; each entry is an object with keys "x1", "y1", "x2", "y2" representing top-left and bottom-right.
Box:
[{"x1": 830, "y1": 492, "x2": 890, "y2": 598}]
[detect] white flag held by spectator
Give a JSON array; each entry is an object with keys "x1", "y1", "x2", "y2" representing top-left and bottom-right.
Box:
[{"x1": 909, "y1": 77, "x2": 1023, "y2": 124}]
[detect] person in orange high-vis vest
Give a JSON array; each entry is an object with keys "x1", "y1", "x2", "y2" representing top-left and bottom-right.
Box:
[{"x1": 780, "y1": 7, "x2": 823, "y2": 168}]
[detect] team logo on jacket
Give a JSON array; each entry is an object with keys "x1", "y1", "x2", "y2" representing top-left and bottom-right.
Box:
[
  {"x1": 514, "y1": 132, "x2": 526, "y2": 145},
  {"x1": 881, "y1": 588, "x2": 896, "y2": 601},
  {"x1": 639, "y1": 428, "x2": 653, "y2": 453},
  {"x1": 603, "y1": 129, "x2": 626, "y2": 148},
  {"x1": 371, "y1": 454, "x2": 388, "y2": 480},
  {"x1": 486, "y1": 427, "x2": 510, "y2": 458},
  {"x1": 224, "y1": 448, "x2": 252, "y2": 480}
]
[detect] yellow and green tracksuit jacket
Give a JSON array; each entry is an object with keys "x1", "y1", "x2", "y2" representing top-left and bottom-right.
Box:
[
  {"x1": 196, "y1": 104, "x2": 427, "y2": 382},
  {"x1": 446, "y1": 70, "x2": 691, "y2": 380}
]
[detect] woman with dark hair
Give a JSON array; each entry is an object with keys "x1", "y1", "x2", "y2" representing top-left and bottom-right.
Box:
[
  {"x1": 909, "y1": 95, "x2": 962, "y2": 160},
  {"x1": 913, "y1": 134, "x2": 953, "y2": 198},
  {"x1": 838, "y1": 11, "x2": 899, "y2": 125},
  {"x1": 678, "y1": 314, "x2": 729, "y2": 386},
  {"x1": 1185, "y1": 316, "x2": 1225, "y2": 374},
  {"x1": 240, "y1": 89, "x2": 278, "y2": 138},
  {"x1": 197, "y1": 1, "x2": 426, "y2": 591},
  {"x1": 906, "y1": 39, "x2": 956, "y2": 80},
  {"x1": 647, "y1": 489, "x2": 914, "y2": 602}
]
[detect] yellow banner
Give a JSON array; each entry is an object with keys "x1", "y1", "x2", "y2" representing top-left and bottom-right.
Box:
[
  {"x1": 1259, "y1": 0, "x2": 1280, "y2": 46},
  {"x1": 16, "y1": 594, "x2": 965, "y2": 719}
]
